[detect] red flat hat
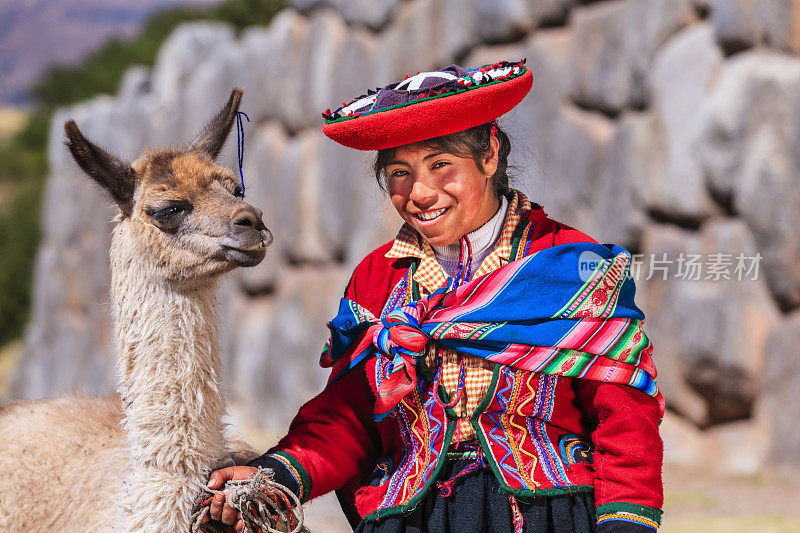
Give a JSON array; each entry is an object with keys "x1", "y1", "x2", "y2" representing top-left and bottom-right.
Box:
[{"x1": 322, "y1": 60, "x2": 532, "y2": 150}]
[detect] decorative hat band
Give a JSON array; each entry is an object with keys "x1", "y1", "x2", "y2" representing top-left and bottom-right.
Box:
[{"x1": 321, "y1": 59, "x2": 533, "y2": 151}]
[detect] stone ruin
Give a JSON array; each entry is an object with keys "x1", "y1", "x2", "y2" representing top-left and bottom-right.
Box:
[{"x1": 10, "y1": 0, "x2": 800, "y2": 476}]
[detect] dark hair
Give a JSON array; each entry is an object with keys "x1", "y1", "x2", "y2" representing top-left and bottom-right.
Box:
[{"x1": 373, "y1": 122, "x2": 512, "y2": 197}]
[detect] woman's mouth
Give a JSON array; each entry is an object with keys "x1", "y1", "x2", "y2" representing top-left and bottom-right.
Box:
[{"x1": 415, "y1": 208, "x2": 446, "y2": 222}]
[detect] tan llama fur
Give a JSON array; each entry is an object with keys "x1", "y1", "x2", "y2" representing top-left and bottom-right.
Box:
[{"x1": 0, "y1": 89, "x2": 273, "y2": 532}]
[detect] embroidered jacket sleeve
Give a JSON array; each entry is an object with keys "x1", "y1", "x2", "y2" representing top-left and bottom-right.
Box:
[
  {"x1": 544, "y1": 215, "x2": 664, "y2": 532},
  {"x1": 249, "y1": 243, "x2": 403, "y2": 502},
  {"x1": 578, "y1": 380, "x2": 664, "y2": 532}
]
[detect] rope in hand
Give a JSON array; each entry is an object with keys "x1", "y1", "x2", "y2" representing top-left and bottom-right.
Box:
[{"x1": 191, "y1": 468, "x2": 306, "y2": 533}]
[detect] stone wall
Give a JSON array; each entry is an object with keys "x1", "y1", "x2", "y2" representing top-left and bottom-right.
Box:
[{"x1": 11, "y1": 0, "x2": 800, "y2": 475}]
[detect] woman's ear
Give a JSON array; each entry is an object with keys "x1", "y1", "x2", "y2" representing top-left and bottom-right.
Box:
[{"x1": 483, "y1": 135, "x2": 500, "y2": 178}]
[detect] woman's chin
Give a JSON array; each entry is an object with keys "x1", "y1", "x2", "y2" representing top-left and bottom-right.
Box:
[
  {"x1": 417, "y1": 229, "x2": 459, "y2": 248},
  {"x1": 404, "y1": 218, "x2": 451, "y2": 247}
]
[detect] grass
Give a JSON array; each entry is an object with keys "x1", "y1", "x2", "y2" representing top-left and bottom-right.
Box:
[
  {"x1": 0, "y1": 108, "x2": 29, "y2": 140},
  {"x1": 0, "y1": 340, "x2": 22, "y2": 400},
  {"x1": 0, "y1": 0, "x2": 284, "y2": 347}
]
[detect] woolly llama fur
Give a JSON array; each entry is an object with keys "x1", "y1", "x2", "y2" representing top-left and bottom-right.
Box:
[{"x1": 0, "y1": 89, "x2": 274, "y2": 532}]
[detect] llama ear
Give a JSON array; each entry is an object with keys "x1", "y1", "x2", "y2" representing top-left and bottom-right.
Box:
[
  {"x1": 188, "y1": 88, "x2": 244, "y2": 160},
  {"x1": 64, "y1": 120, "x2": 136, "y2": 214}
]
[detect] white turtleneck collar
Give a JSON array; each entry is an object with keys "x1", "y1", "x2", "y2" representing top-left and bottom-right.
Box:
[{"x1": 431, "y1": 195, "x2": 509, "y2": 279}]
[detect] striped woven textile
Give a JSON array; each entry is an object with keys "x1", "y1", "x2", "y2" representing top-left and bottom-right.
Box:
[{"x1": 321, "y1": 242, "x2": 662, "y2": 421}]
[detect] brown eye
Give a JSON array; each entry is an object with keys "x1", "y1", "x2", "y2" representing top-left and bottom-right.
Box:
[
  {"x1": 147, "y1": 201, "x2": 192, "y2": 225},
  {"x1": 154, "y1": 206, "x2": 182, "y2": 218}
]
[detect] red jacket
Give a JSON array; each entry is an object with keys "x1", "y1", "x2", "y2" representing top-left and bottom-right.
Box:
[{"x1": 251, "y1": 202, "x2": 663, "y2": 531}]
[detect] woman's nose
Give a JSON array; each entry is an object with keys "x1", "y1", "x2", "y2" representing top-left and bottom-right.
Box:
[{"x1": 409, "y1": 179, "x2": 437, "y2": 207}]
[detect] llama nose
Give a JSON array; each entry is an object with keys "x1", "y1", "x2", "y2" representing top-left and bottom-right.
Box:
[
  {"x1": 230, "y1": 206, "x2": 272, "y2": 248},
  {"x1": 232, "y1": 206, "x2": 263, "y2": 229}
]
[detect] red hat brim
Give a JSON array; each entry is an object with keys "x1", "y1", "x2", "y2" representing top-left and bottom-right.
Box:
[{"x1": 323, "y1": 68, "x2": 532, "y2": 151}]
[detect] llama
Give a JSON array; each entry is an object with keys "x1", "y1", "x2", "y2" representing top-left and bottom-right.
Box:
[{"x1": 0, "y1": 89, "x2": 274, "y2": 532}]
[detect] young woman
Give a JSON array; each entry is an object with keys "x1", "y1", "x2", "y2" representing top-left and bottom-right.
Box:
[{"x1": 205, "y1": 60, "x2": 663, "y2": 533}]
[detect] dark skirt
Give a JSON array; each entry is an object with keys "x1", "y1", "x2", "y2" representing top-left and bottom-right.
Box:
[{"x1": 354, "y1": 451, "x2": 596, "y2": 533}]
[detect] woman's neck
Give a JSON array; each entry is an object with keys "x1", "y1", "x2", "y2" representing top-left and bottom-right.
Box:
[{"x1": 432, "y1": 195, "x2": 509, "y2": 277}]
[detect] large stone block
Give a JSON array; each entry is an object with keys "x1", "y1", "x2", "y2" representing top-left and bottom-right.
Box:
[
  {"x1": 298, "y1": 10, "x2": 348, "y2": 128},
  {"x1": 759, "y1": 0, "x2": 800, "y2": 53},
  {"x1": 328, "y1": 27, "x2": 378, "y2": 115},
  {"x1": 473, "y1": 0, "x2": 533, "y2": 43},
  {"x1": 181, "y1": 39, "x2": 248, "y2": 148},
  {"x1": 590, "y1": 112, "x2": 654, "y2": 247},
  {"x1": 373, "y1": 0, "x2": 441, "y2": 84},
  {"x1": 698, "y1": 50, "x2": 800, "y2": 308},
  {"x1": 569, "y1": 0, "x2": 695, "y2": 114},
  {"x1": 243, "y1": 123, "x2": 332, "y2": 264},
  {"x1": 317, "y1": 132, "x2": 379, "y2": 260},
  {"x1": 639, "y1": 220, "x2": 781, "y2": 427},
  {"x1": 758, "y1": 311, "x2": 800, "y2": 474},
  {"x1": 147, "y1": 22, "x2": 240, "y2": 146},
  {"x1": 223, "y1": 266, "x2": 349, "y2": 433},
  {"x1": 497, "y1": 29, "x2": 574, "y2": 201},
  {"x1": 375, "y1": 0, "x2": 530, "y2": 82},
  {"x1": 12, "y1": 100, "x2": 128, "y2": 399},
  {"x1": 526, "y1": 0, "x2": 577, "y2": 27},
  {"x1": 249, "y1": 10, "x2": 311, "y2": 132},
  {"x1": 151, "y1": 22, "x2": 235, "y2": 107},
  {"x1": 709, "y1": 0, "x2": 800, "y2": 54},
  {"x1": 647, "y1": 24, "x2": 723, "y2": 221},
  {"x1": 343, "y1": 185, "x2": 404, "y2": 270},
  {"x1": 527, "y1": 104, "x2": 614, "y2": 234},
  {"x1": 569, "y1": 1, "x2": 632, "y2": 114},
  {"x1": 710, "y1": 0, "x2": 761, "y2": 53},
  {"x1": 625, "y1": 0, "x2": 699, "y2": 105},
  {"x1": 289, "y1": 0, "x2": 400, "y2": 29},
  {"x1": 118, "y1": 66, "x2": 152, "y2": 103}
]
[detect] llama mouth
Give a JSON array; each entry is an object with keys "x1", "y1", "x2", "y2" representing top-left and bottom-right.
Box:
[
  {"x1": 219, "y1": 229, "x2": 272, "y2": 266},
  {"x1": 221, "y1": 245, "x2": 267, "y2": 266}
]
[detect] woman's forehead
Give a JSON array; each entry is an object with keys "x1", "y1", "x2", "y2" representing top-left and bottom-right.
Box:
[{"x1": 389, "y1": 143, "x2": 466, "y2": 164}]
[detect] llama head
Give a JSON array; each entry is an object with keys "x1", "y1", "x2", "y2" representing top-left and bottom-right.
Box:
[{"x1": 64, "y1": 88, "x2": 272, "y2": 282}]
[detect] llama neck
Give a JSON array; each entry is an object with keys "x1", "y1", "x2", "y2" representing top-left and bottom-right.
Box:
[{"x1": 110, "y1": 222, "x2": 230, "y2": 530}]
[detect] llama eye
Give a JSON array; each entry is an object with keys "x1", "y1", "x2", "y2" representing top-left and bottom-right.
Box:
[
  {"x1": 147, "y1": 202, "x2": 191, "y2": 222},
  {"x1": 156, "y1": 207, "x2": 180, "y2": 218},
  {"x1": 232, "y1": 185, "x2": 244, "y2": 198}
]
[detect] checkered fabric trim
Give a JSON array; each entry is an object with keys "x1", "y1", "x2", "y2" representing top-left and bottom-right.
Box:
[
  {"x1": 386, "y1": 191, "x2": 533, "y2": 441},
  {"x1": 428, "y1": 347, "x2": 495, "y2": 441}
]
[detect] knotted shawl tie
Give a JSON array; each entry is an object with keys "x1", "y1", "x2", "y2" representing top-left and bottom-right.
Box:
[{"x1": 321, "y1": 242, "x2": 663, "y2": 422}]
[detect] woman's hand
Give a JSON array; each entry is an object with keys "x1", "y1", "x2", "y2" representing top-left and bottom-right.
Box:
[{"x1": 202, "y1": 465, "x2": 259, "y2": 532}]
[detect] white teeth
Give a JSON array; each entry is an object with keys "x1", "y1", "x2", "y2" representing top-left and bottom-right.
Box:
[{"x1": 417, "y1": 209, "x2": 445, "y2": 221}]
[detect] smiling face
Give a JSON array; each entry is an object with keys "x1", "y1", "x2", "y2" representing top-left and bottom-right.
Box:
[{"x1": 383, "y1": 136, "x2": 501, "y2": 247}]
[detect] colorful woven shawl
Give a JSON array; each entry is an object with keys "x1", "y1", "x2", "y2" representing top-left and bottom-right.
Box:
[{"x1": 321, "y1": 242, "x2": 662, "y2": 421}]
